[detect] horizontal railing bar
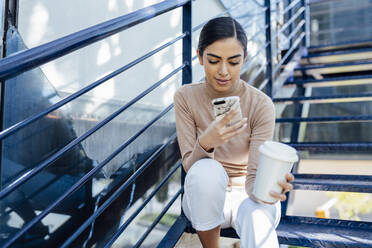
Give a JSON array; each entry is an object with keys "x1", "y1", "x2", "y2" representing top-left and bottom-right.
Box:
[
  {"x1": 274, "y1": 20, "x2": 305, "y2": 59},
  {"x1": 133, "y1": 188, "x2": 183, "y2": 248},
  {"x1": 246, "y1": 62, "x2": 268, "y2": 86},
  {"x1": 281, "y1": 215, "x2": 372, "y2": 230},
  {"x1": 272, "y1": 32, "x2": 305, "y2": 76},
  {"x1": 285, "y1": 75, "x2": 372, "y2": 87},
  {"x1": 192, "y1": 1, "x2": 248, "y2": 32},
  {"x1": 157, "y1": 215, "x2": 189, "y2": 248},
  {"x1": 3, "y1": 114, "x2": 177, "y2": 248},
  {"x1": 282, "y1": 0, "x2": 301, "y2": 16},
  {"x1": 271, "y1": 20, "x2": 305, "y2": 62},
  {"x1": 293, "y1": 174, "x2": 372, "y2": 181},
  {"x1": 287, "y1": 142, "x2": 372, "y2": 151},
  {"x1": 60, "y1": 134, "x2": 179, "y2": 248},
  {"x1": 276, "y1": 115, "x2": 372, "y2": 123},
  {"x1": 293, "y1": 177, "x2": 372, "y2": 193},
  {"x1": 0, "y1": 33, "x2": 186, "y2": 141},
  {"x1": 304, "y1": 47, "x2": 372, "y2": 58},
  {"x1": 244, "y1": 41, "x2": 270, "y2": 70},
  {"x1": 0, "y1": 64, "x2": 184, "y2": 200},
  {"x1": 104, "y1": 162, "x2": 182, "y2": 248},
  {"x1": 247, "y1": 25, "x2": 269, "y2": 43},
  {"x1": 294, "y1": 59, "x2": 372, "y2": 71},
  {"x1": 0, "y1": 0, "x2": 190, "y2": 81},
  {"x1": 258, "y1": 78, "x2": 269, "y2": 91},
  {"x1": 272, "y1": 6, "x2": 305, "y2": 41},
  {"x1": 273, "y1": 92, "x2": 372, "y2": 103},
  {"x1": 192, "y1": 54, "x2": 198, "y2": 61},
  {"x1": 242, "y1": 12, "x2": 267, "y2": 30}
]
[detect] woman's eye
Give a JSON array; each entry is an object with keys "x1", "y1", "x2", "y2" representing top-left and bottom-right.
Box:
[
  {"x1": 229, "y1": 61, "x2": 240, "y2": 65},
  {"x1": 208, "y1": 60, "x2": 219, "y2": 64}
]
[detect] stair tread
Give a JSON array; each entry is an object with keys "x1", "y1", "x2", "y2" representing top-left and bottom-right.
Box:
[
  {"x1": 295, "y1": 59, "x2": 372, "y2": 70},
  {"x1": 305, "y1": 47, "x2": 372, "y2": 58},
  {"x1": 276, "y1": 115, "x2": 372, "y2": 122},
  {"x1": 277, "y1": 219, "x2": 372, "y2": 248},
  {"x1": 308, "y1": 39, "x2": 372, "y2": 53},
  {"x1": 293, "y1": 174, "x2": 372, "y2": 193},
  {"x1": 273, "y1": 92, "x2": 372, "y2": 102}
]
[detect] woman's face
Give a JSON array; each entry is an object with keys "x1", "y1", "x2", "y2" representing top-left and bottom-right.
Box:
[{"x1": 198, "y1": 37, "x2": 246, "y2": 93}]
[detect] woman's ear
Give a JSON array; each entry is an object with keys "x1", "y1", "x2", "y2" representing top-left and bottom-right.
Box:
[{"x1": 196, "y1": 49, "x2": 204, "y2": 65}]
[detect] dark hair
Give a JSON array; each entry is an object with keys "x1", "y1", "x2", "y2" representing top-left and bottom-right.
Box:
[{"x1": 198, "y1": 16, "x2": 247, "y2": 57}]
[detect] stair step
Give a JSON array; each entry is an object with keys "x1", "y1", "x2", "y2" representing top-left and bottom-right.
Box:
[
  {"x1": 308, "y1": 39, "x2": 372, "y2": 53},
  {"x1": 294, "y1": 60, "x2": 372, "y2": 76},
  {"x1": 276, "y1": 115, "x2": 372, "y2": 123},
  {"x1": 301, "y1": 48, "x2": 372, "y2": 65},
  {"x1": 285, "y1": 74, "x2": 372, "y2": 88},
  {"x1": 292, "y1": 174, "x2": 372, "y2": 193},
  {"x1": 287, "y1": 142, "x2": 372, "y2": 151},
  {"x1": 278, "y1": 217, "x2": 372, "y2": 248},
  {"x1": 162, "y1": 215, "x2": 372, "y2": 248},
  {"x1": 273, "y1": 92, "x2": 372, "y2": 104}
]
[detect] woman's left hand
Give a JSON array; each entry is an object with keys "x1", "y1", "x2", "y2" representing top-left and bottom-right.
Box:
[{"x1": 269, "y1": 173, "x2": 295, "y2": 202}]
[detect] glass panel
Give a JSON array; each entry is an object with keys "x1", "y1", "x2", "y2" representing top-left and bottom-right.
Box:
[
  {"x1": 310, "y1": 0, "x2": 372, "y2": 46},
  {"x1": 0, "y1": 27, "x2": 180, "y2": 247}
]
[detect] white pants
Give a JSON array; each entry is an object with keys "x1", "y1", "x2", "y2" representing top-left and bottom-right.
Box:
[{"x1": 182, "y1": 159, "x2": 281, "y2": 248}]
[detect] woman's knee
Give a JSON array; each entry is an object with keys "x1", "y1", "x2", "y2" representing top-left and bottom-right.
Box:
[
  {"x1": 236, "y1": 198, "x2": 281, "y2": 227},
  {"x1": 185, "y1": 159, "x2": 228, "y2": 194}
]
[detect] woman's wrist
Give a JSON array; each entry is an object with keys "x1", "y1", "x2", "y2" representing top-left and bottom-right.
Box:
[{"x1": 198, "y1": 136, "x2": 214, "y2": 152}]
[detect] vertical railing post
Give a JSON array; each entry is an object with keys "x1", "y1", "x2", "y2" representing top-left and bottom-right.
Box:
[
  {"x1": 301, "y1": 0, "x2": 306, "y2": 47},
  {"x1": 304, "y1": 0, "x2": 310, "y2": 49},
  {"x1": 265, "y1": 0, "x2": 273, "y2": 98},
  {"x1": 181, "y1": 0, "x2": 192, "y2": 216},
  {"x1": 0, "y1": 0, "x2": 18, "y2": 190},
  {"x1": 288, "y1": 0, "x2": 293, "y2": 48},
  {"x1": 182, "y1": 1, "x2": 192, "y2": 86}
]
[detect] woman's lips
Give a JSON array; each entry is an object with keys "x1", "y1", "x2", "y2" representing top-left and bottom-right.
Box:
[{"x1": 215, "y1": 78, "x2": 230, "y2": 85}]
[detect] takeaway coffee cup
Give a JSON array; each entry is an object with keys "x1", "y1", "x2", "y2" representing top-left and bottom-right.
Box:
[{"x1": 253, "y1": 141, "x2": 299, "y2": 203}]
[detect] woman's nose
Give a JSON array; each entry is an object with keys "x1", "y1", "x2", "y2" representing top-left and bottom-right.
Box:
[{"x1": 218, "y1": 63, "x2": 228, "y2": 76}]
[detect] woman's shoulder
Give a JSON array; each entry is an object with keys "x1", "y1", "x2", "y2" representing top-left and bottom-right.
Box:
[
  {"x1": 174, "y1": 82, "x2": 205, "y2": 99},
  {"x1": 241, "y1": 81, "x2": 273, "y2": 104}
]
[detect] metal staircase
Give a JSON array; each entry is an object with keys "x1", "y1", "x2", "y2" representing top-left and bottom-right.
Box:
[
  {"x1": 159, "y1": 23, "x2": 372, "y2": 248},
  {"x1": 1, "y1": 0, "x2": 372, "y2": 247}
]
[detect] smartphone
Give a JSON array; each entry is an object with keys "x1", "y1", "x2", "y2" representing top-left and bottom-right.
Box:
[{"x1": 211, "y1": 96, "x2": 242, "y2": 126}]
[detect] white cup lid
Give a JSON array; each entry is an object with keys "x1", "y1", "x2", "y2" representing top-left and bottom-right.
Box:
[{"x1": 259, "y1": 141, "x2": 299, "y2": 163}]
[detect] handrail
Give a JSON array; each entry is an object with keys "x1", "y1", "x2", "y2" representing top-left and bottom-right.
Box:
[
  {"x1": 271, "y1": 6, "x2": 305, "y2": 41},
  {"x1": 0, "y1": 33, "x2": 186, "y2": 141},
  {"x1": 0, "y1": 64, "x2": 184, "y2": 200},
  {"x1": 104, "y1": 162, "x2": 182, "y2": 248},
  {"x1": 2, "y1": 112, "x2": 177, "y2": 248},
  {"x1": 0, "y1": 0, "x2": 312, "y2": 246},
  {"x1": 273, "y1": 32, "x2": 305, "y2": 75},
  {"x1": 0, "y1": 0, "x2": 190, "y2": 80},
  {"x1": 133, "y1": 188, "x2": 183, "y2": 248},
  {"x1": 58, "y1": 133, "x2": 179, "y2": 248}
]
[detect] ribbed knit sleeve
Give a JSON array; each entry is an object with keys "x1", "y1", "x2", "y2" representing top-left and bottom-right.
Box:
[
  {"x1": 245, "y1": 96, "x2": 276, "y2": 195},
  {"x1": 174, "y1": 89, "x2": 214, "y2": 172}
]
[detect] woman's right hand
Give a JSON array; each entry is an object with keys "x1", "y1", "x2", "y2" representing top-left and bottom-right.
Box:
[{"x1": 198, "y1": 109, "x2": 248, "y2": 152}]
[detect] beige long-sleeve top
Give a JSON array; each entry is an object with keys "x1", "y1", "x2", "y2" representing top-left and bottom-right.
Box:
[{"x1": 174, "y1": 80, "x2": 275, "y2": 195}]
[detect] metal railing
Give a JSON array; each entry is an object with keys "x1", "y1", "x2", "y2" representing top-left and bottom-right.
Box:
[{"x1": 0, "y1": 0, "x2": 308, "y2": 247}]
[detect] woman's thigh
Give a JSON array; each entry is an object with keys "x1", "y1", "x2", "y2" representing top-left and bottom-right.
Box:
[{"x1": 182, "y1": 158, "x2": 229, "y2": 231}]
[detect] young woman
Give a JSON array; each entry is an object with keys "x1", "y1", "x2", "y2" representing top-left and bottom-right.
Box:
[{"x1": 174, "y1": 17, "x2": 294, "y2": 248}]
